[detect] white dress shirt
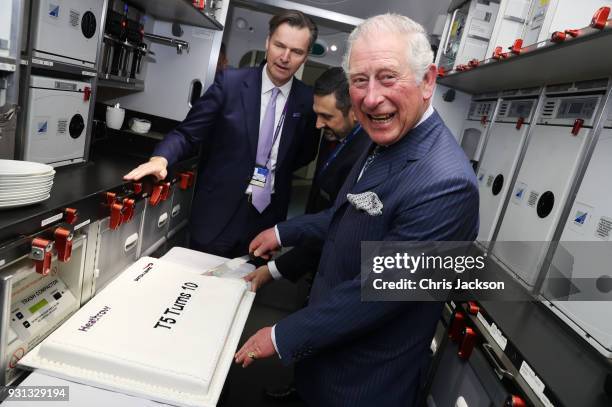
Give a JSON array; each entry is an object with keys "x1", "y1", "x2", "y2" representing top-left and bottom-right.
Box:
[{"x1": 245, "y1": 64, "x2": 294, "y2": 195}]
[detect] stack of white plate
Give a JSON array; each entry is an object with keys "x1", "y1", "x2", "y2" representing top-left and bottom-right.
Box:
[{"x1": 0, "y1": 160, "x2": 55, "y2": 209}]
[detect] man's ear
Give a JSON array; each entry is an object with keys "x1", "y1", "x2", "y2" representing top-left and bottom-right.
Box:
[
  {"x1": 420, "y1": 64, "x2": 438, "y2": 100},
  {"x1": 349, "y1": 107, "x2": 358, "y2": 124}
]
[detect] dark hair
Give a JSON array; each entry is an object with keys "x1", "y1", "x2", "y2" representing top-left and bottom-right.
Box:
[
  {"x1": 268, "y1": 10, "x2": 318, "y2": 50},
  {"x1": 314, "y1": 67, "x2": 351, "y2": 116}
]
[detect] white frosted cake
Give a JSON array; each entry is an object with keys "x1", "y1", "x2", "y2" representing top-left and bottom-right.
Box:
[{"x1": 22, "y1": 257, "x2": 251, "y2": 406}]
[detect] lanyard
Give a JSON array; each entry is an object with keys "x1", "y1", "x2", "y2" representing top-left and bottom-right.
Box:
[
  {"x1": 262, "y1": 101, "x2": 289, "y2": 168},
  {"x1": 318, "y1": 124, "x2": 361, "y2": 178}
]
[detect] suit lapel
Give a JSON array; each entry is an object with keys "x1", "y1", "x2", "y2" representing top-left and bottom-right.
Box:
[{"x1": 241, "y1": 68, "x2": 262, "y2": 160}]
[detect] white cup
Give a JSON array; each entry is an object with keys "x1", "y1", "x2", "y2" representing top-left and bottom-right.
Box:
[{"x1": 106, "y1": 105, "x2": 125, "y2": 130}]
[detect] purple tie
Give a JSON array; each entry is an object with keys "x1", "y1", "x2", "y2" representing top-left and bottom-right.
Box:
[{"x1": 252, "y1": 87, "x2": 280, "y2": 212}]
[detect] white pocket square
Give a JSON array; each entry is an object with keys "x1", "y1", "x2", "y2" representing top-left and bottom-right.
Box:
[{"x1": 347, "y1": 192, "x2": 383, "y2": 216}]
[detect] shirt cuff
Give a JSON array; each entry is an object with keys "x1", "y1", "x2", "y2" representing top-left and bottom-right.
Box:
[
  {"x1": 268, "y1": 261, "x2": 282, "y2": 280},
  {"x1": 271, "y1": 324, "x2": 281, "y2": 358},
  {"x1": 274, "y1": 225, "x2": 282, "y2": 247}
]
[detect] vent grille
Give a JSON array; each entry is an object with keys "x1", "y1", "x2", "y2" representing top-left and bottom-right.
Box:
[
  {"x1": 498, "y1": 102, "x2": 510, "y2": 117},
  {"x1": 540, "y1": 100, "x2": 556, "y2": 119}
]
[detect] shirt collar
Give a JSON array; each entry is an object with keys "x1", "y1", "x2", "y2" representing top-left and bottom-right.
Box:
[
  {"x1": 413, "y1": 104, "x2": 434, "y2": 130},
  {"x1": 262, "y1": 64, "x2": 293, "y2": 97}
]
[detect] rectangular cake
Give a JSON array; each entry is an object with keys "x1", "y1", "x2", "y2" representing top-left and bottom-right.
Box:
[{"x1": 29, "y1": 257, "x2": 248, "y2": 403}]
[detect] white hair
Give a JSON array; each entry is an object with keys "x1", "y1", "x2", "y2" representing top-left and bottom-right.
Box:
[{"x1": 342, "y1": 13, "x2": 434, "y2": 84}]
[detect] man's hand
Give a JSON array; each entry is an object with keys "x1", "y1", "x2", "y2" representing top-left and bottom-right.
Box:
[
  {"x1": 244, "y1": 265, "x2": 273, "y2": 292},
  {"x1": 234, "y1": 327, "x2": 276, "y2": 368},
  {"x1": 123, "y1": 156, "x2": 169, "y2": 181},
  {"x1": 249, "y1": 227, "x2": 280, "y2": 259}
]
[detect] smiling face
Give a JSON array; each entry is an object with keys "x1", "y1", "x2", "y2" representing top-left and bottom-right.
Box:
[
  {"x1": 265, "y1": 23, "x2": 311, "y2": 87},
  {"x1": 313, "y1": 93, "x2": 357, "y2": 141},
  {"x1": 348, "y1": 31, "x2": 436, "y2": 146}
]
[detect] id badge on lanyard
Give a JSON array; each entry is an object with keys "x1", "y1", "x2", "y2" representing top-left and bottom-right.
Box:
[{"x1": 250, "y1": 103, "x2": 288, "y2": 189}]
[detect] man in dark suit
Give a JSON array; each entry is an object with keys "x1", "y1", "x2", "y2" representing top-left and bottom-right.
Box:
[
  {"x1": 244, "y1": 66, "x2": 369, "y2": 291},
  {"x1": 124, "y1": 10, "x2": 319, "y2": 257},
  {"x1": 236, "y1": 13, "x2": 479, "y2": 406}
]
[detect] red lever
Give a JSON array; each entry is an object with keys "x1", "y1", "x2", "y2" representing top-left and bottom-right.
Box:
[
  {"x1": 31, "y1": 238, "x2": 54, "y2": 276},
  {"x1": 565, "y1": 29, "x2": 580, "y2": 38},
  {"x1": 467, "y1": 301, "x2": 480, "y2": 315},
  {"x1": 572, "y1": 118, "x2": 584, "y2": 136},
  {"x1": 64, "y1": 208, "x2": 78, "y2": 225},
  {"x1": 493, "y1": 46, "x2": 510, "y2": 60},
  {"x1": 83, "y1": 86, "x2": 91, "y2": 102},
  {"x1": 132, "y1": 182, "x2": 143, "y2": 194},
  {"x1": 54, "y1": 227, "x2": 73, "y2": 263},
  {"x1": 481, "y1": 115, "x2": 488, "y2": 126},
  {"x1": 179, "y1": 172, "x2": 195, "y2": 190},
  {"x1": 448, "y1": 312, "x2": 466, "y2": 343},
  {"x1": 160, "y1": 182, "x2": 171, "y2": 201},
  {"x1": 122, "y1": 198, "x2": 135, "y2": 223},
  {"x1": 468, "y1": 59, "x2": 480, "y2": 68},
  {"x1": 106, "y1": 192, "x2": 117, "y2": 206},
  {"x1": 591, "y1": 7, "x2": 610, "y2": 30},
  {"x1": 458, "y1": 327, "x2": 477, "y2": 360},
  {"x1": 110, "y1": 202, "x2": 123, "y2": 230},
  {"x1": 437, "y1": 66, "x2": 446, "y2": 78},
  {"x1": 516, "y1": 117, "x2": 525, "y2": 130},
  {"x1": 551, "y1": 31, "x2": 567, "y2": 42},
  {"x1": 505, "y1": 395, "x2": 527, "y2": 407},
  {"x1": 149, "y1": 185, "x2": 163, "y2": 206},
  {"x1": 509, "y1": 39, "x2": 523, "y2": 55},
  {"x1": 456, "y1": 64, "x2": 470, "y2": 72}
]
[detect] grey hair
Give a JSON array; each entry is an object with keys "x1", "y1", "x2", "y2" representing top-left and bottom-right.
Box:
[{"x1": 342, "y1": 13, "x2": 434, "y2": 84}]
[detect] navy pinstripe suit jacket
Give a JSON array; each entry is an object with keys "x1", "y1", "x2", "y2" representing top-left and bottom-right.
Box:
[{"x1": 275, "y1": 111, "x2": 479, "y2": 406}]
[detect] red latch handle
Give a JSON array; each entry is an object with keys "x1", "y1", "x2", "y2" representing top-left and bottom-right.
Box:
[
  {"x1": 149, "y1": 185, "x2": 163, "y2": 206},
  {"x1": 509, "y1": 39, "x2": 523, "y2": 55},
  {"x1": 467, "y1": 301, "x2": 480, "y2": 315},
  {"x1": 437, "y1": 66, "x2": 446, "y2": 78},
  {"x1": 458, "y1": 326, "x2": 477, "y2": 360},
  {"x1": 110, "y1": 202, "x2": 123, "y2": 230},
  {"x1": 505, "y1": 395, "x2": 527, "y2": 407},
  {"x1": 64, "y1": 208, "x2": 78, "y2": 225},
  {"x1": 456, "y1": 64, "x2": 470, "y2": 72},
  {"x1": 516, "y1": 117, "x2": 525, "y2": 130},
  {"x1": 160, "y1": 182, "x2": 171, "y2": 201},
  {"x1": 551, "y1": 31, "x2": 567, "y2": 42},
  {"x1": 481, "y1": 115, "x2": 488, "y2": 126},
  {"x1": 572, "y1": 118, "x2": 584, "y2": 136},
  {"x1": 468, "y1": 59, "x2": 480, "y2": 68},
  {"x1": 122, "y1": 198, "x2": 135, "y2": 223},
  {"x1": 591, "y1": 7, "x2": 610, "y2": 30},
  {"x1": 83, "y1": 86, "x2": 91, "y2": 102},
  {"x1": 179, "y1": 172, "x2": 195, "y2": 190},
  {"x1": 54, "y1": 227, "x2": 73, "y2": 263},
  {"x1": 106, "y1": 191, "x2": 117, "y2": 206},
  {"x1": 448, "y1": 312, "x2": 466, "y2": 343},
  {"x1": 565, "y1": 29, "x2": 580, "y2": 38},
  {"x1": 31, "y1": 237, "x2": 54, "y2": 276},
  {"x1": 492, "y1": 46, "x2": 508, "y2": 60},
  {"x1": 132, "y1": 182, "x2": 143, "y2": 194}
]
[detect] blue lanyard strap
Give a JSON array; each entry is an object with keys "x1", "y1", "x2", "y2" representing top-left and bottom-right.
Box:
[
  {"x1": 263, "y1": 102, "x2": 289, "y2": 168},
  {"x1": 318, "y1": 124, "x2": 361, "y2": 177}
]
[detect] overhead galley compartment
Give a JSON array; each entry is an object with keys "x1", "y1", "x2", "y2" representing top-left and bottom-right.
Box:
[
  {"x1": 23, "y1": 76, "x2": 91, "y2": 167},
  {"x1": 30, "y1": 0, "x2": 104, "y2": 67},
  {"x1": 492, "y1": 79, "x2": 608, "y2": 289},
  {"x1": 541, "y1": 108, "x2": 612, "y2": 359},
  {"x1": 477, "y1": 89, "x2": 539, "y2": 244}
]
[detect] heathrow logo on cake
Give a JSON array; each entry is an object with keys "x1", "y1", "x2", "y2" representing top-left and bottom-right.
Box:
[
  {"x1": 78, "y1": 306, "x2": 111, "y2": 332},
  {"x1": 134, "y1": 262, "x2": 155, "y2": 282}
]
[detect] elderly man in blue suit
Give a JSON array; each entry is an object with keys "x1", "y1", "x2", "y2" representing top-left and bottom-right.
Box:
[
  {"x1": 124, "y1": 10, "x2": 319, "y2": 257},
  {"x1": 236, "y1": 13, "x2": 479, "y2": 406}
]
